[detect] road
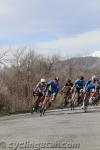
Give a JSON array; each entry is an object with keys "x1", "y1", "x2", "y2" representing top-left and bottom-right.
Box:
[{"x1": 0, "y1": 106, "x2": 100, "y2": 150}]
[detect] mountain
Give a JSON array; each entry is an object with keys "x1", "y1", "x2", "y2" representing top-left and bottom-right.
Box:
[
  {"x1": 57, "y1": 56, "x2": 100, "y2": 78},
  {"x1": 59, "y1": 56, "x2": 100, "y2": 70}
]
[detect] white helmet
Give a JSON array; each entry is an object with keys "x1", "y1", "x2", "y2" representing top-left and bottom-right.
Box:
[
  {"x1": 40, "y1": 78, "x2": 46, "y2": 83},
  {"x1": 91, "y1": 75, "x2": 97, "y2": 81}
]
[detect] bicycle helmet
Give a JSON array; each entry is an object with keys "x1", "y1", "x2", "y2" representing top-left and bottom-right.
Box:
[
  {"x1": 80, "y1": 76, "x2": 84, "y2": 80},
  {"x1": 67, "y1": 79, "x2": 71, "y2": 83},
  {"x1": 40, "y1": 78, "x2": 46, "y2": 83},
  {"x1": 55, "y1": 76, "x2": 59, "y2": 81},
  {"x1": 91, "y1": 75, "x2": 97, "y2": 81}
]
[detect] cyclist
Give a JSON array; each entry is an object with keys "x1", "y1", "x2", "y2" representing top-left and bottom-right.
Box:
[
  {"x1": 61, "y1": 79, "x2": 73, "y2": 107},
  {"x1": 85, "y1": 75, "x2": 97, "y2": 92},
  {"x1": 74, "y1": 76, "x2": 86, "y2": 93},
  {"x1": 40, "y1": 77, "x2": 61, "y2": 115},
  {"x1": 72, "y1": 76, "x2": 86, "y2": 106},
  {"x1": 81, "y1": 75, "x2": 97, "y2": 109},
  {"x1": 32, "y1": 78, "x2": 47, "y2": 113}
]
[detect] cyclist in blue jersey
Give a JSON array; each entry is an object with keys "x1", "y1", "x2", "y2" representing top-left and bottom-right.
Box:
[
  {"x1": 74, "y1": 76, "x2": 86, "y2": 93},
  {"x1": 85, "y1": 75, "x2": 98, "y2": 92},
  {"x1": 71, "y1": 76, "x2": 86, "y2": 106},
  {"x1": 81, "y1": 75, "x2": 97, "y2": 109},
  {"x1": 46, "y1": 77, "x2": 61, "y2": 97},
  {"x1": 40, "y1": 77, "x2": 61, "y2": 115}
]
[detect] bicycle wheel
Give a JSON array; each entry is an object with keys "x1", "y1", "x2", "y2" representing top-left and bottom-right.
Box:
[{"x1": 40, "y1": 107, "x2": 46, "y2": 116}]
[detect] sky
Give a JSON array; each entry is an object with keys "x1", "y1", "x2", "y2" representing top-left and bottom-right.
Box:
[{"x1": 0, "y1": 0, "x2": 100, "y2": 58}]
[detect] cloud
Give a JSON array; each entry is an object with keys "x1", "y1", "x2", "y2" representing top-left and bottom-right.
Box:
[
  {"x1": 0, "y1": 0, "x2": 100, "y2": 58},
  {"x1": 36, "y1": 29, "x2": 100, "y2": 57},
  {"x1": 0, "y1": 0, "x2": 100, "y2": 36},
  {"x1": 1, "y1": 29, "x2": 100, "y2": 59}
]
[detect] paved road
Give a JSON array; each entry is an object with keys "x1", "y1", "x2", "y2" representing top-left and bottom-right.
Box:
[{"x1": 0, "y1": 106, "x2": 100, "y2": 150}]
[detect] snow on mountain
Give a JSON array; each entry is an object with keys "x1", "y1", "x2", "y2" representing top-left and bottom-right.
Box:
[{"x1": 91, "y1": 51, "x2": 100, "y2": 57}]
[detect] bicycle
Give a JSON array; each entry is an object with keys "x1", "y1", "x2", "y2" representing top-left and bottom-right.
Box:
[
  {"x1": 89, "y1": 90, "x2": 100, "y2": 106},
  {"x1": 71, "y1": 89, "x2": 85, "y2": 111},
  {"x1": 70, "y1": 92, "x2": 77, "y2": 111},
  {"x1": 31, "y1": 92, "x2": 44, "y2": 114},
  {"x1": 40, "y1": 92, "x2": 57, "y2": 116},
  {"x1": 82, "y1": 91, "x2": 90, "y2": 113}
]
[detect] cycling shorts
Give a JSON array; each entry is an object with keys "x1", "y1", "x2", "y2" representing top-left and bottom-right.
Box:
[{"x1": 45, "y1": 90, "x2": 56, "y2": 97}]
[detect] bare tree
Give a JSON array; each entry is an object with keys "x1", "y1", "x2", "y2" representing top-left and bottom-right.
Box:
[{"x1": 0, "y1": 48, "x2": 10, "y2": 66}]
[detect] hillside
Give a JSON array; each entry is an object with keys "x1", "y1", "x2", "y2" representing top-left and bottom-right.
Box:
[{"x1": 58, "y1": 56, "x2": 100, "y2": 71}]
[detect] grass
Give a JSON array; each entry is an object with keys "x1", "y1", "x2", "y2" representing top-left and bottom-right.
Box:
[{"x1": 0, "y1": 109, "x2": 31, "y2": 117}]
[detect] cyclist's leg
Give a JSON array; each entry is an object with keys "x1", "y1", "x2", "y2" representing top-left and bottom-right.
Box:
[
  {"x1": 96, "y1": 92, "x2": 100, "y2": 105},
  {"x1": 40, "y1": 91, "x2": 51, "y2": 111},
  {"x1": 34, "y1": 93, "x2": 43, "y2": 110},
  {"x1": 75, "y1": 89, "x2": 80, "y2": 106},
  {"x1": 82, "y1": 91, "x2": 89, "y2": 110},
  {"x1": 77, "y1": 92, "x2": 82, "y2": 106},
  {"x1": 84, "y1": 92, "x2": 89, "y2": 112},
  {"x1": 64, "y1": 96, "x2": 68, "y2": 107},
  {"x1": 43, "y1": 96, "x2": 49, "y2": 109},
  {"x1": 70, "y1": 91, "x2": 76, "y2": 110},
  {"x1": 64, "y1": 92, "x2": 69, "y2": 107},
  {"x1": 48, "y1": 92, "x2": 57, "y2": 107},
  {"x1": 32, "y1": 97, "x2": 40, "y2": 113},
  {"x1": 40, "y1": 96, "x2": 50, "y2": 116},
  {"x1": 81, "y1": 93, "x2": 86, "y2": 109},
  {"x1": 93, "y1": 91, "x2": 99, "y2": 105},
  {"x1": 43, "y1": 91, "x2": 57, "y2": 109},
  {"x1": 39, "y1": 96, "x2": 45, "y2": 107},
  {"x1": 51, "y1": 92, "x2": 57, "y2": 101},
  {"x1": 81, "y1": 90, "x2": 89, "y2": 109}
]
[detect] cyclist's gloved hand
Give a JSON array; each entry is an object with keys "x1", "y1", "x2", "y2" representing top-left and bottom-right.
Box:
[{"x1": 33, "y1": 91, "x2": 36, "y2": 97}]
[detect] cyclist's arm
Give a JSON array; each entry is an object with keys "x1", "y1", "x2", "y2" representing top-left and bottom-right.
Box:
[
  {"x1": 61, "y1": 85, "x2": 66, "y2": 93},
  {"x1": 45, "y1": 83, "x2": 51, "y2": 92},
  {"x1": 34, "y1": 82, "x2": 40, "y2": 90}
]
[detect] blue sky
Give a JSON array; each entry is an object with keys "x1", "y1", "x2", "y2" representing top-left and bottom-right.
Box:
[{"x1": 0, "y1": 0, "x2": 100, "y2": 57}]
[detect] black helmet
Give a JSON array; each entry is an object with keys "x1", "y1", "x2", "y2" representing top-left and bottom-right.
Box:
[
  {"x1": 80, "y1": 76, "x2": 84, "y2": 80},
  {"x1": 67, "y1": 79, "x2": 71, "y2": 83}
]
